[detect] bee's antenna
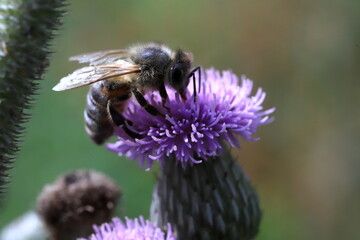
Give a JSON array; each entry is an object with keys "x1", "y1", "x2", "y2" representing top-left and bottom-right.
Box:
[
  {"x1": 197, "y1": 67, "x2": 201, "y2": 94},
  {"x1": 192, "y1": 72, "x2": 197, "y2": 101},
  {"x1": 188, "y1": 66, "x2": 201, "y2": 102}
]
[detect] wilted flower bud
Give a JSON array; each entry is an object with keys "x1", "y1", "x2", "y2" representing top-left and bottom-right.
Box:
[{"x1": 37, "y1": 170, "x2": 121, "y2": 240}]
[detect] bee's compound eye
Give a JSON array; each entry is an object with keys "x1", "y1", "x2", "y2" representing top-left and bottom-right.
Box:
[{"x1": 172, "y1": 63, "x2": 184, "y2": 84}]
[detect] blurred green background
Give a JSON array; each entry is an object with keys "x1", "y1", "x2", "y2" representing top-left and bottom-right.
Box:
[{"x1": 1, "y1": 0, "x2": 359, "y2": 239}]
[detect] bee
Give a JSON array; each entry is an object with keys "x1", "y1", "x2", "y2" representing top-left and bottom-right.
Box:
[{"x1": 53, "y1": 42, "x2": 200, "y2": 145}]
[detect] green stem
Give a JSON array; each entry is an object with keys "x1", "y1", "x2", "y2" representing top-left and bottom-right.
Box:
[{"x1": 0, "y1": 0, "x2": 66, "y2": 204}]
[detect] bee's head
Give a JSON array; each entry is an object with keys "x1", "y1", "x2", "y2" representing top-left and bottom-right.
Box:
[{"x1": 169, "y1": 49, "x2": 193, "y2": 100}]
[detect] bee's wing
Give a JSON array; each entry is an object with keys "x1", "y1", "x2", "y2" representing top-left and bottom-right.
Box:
[
  {"x1": 69, "y1": 49, "x2": 129, "y2": 66},
  {"x1": 53, "y1": 61, "x2": 141, "y2": 91}
]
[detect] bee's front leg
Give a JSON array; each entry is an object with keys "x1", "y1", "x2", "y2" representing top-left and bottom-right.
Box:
[
  {"x1": 107, "y1": 101, "x2": 142, "y2": 139},
  {"x1": 132, "y1": 88, "x2": 165, "y2": 117},
  {"x1": 159, "y1": 83, "x2": 171, "y2": 112}
]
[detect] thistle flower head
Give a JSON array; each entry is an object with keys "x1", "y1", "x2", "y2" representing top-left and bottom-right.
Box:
[
  {"x1": 79, "y1": 217, "x2": 176, "y2": 240},
  {"x1": 107, "y1": 69, "x2": 274, "y2": 169}
]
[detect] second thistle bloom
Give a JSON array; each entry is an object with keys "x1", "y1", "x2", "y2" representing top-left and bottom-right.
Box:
[
  {"x1": 79, "y1": 217, "x2": 175, "y2": 240},
  {"x1": 107, "y1": 69, "x2": 274, "y2": 168}
]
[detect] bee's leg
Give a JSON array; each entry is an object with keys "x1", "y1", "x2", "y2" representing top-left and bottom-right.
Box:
[
  {"x1": 159, "y1": 83, "x2": 170, "y2": 111},
  {"x1": 132, "y1": 88, "x2": 164, "y2": 117},
  {"x1": 107, "y1": 102, "x2": 142, "y2": 139},
  {"x1": 187, "y1": 66, "x2": 201, "y2": 102}
]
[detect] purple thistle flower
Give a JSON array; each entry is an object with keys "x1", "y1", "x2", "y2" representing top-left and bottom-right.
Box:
[
  {"x1": 79, "y1": 216, "x2": 176, "y2": 240},
  {"x1": 107, "y1": 68, "x2": 274, "y2": 169}
]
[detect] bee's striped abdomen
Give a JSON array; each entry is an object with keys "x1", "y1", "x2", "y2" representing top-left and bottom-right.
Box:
[
  {"x1": 84, "y1": 80, "x2": 133, "y2": 144},
  {"x1": 84, "y1": 81, "x2": 114, "y2": 144}
]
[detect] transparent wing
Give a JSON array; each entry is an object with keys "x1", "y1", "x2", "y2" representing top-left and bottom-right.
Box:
[
  {"x1": 53, "y1": 62, "x2": 141, "y2": 91},
  {"x1": 69, "y1": 49, "x2": 129, "y2": 66}
]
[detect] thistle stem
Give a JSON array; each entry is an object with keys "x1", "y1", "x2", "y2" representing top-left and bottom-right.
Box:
[{"x1": 0, "y1": 0, "x2": 66, "y2": 204}]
